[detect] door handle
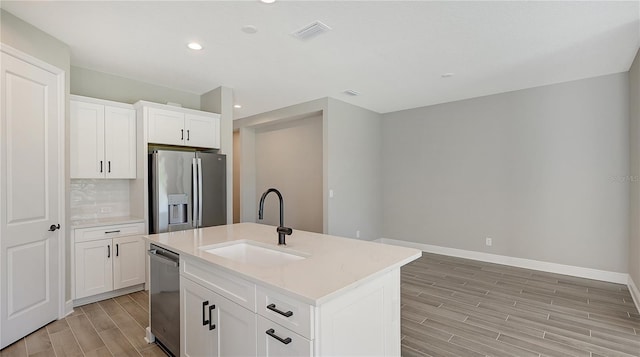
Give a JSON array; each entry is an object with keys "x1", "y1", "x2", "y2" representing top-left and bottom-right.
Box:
[
  {"x1": 266, "y1": 329, "x2": 292, "y2": 345},
  {"x1": 187, "y1": 130, "x2": 190, "y2": 141},
  {"x1": 100, "y1": 160, "x2": 103, "y2": 173},
  {"x1": 267, "y1": 304, "x2": 293, "y2": 317},
  {"x1": 108, "y1": 161, "x2": 111, "y2": 173},
  {"x1": 208, "y1": 304, "x2": 216, "y2": 330},
  {"x1": 116, "y1": 243, "x2": 119, "y2": 257},
  {"x1": 107, "y1": 245, "x2": 111, "y2": 258},
  {"x1": 181, "y1": 129, "x2": 184, "y2": 140},
  {"x1": 202, "y1": 301, "x2": 209, "y2": 326},
  {"x1": 48, "y1": 224, "x2": 60, "y2": 232}
]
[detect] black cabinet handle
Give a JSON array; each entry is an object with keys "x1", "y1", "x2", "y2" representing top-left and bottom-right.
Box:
[
  {"x1": 108, "y1": 161, "x2": 111, "y2": 173},
  {"x1": 105, "y1": 230, "x2": 120, "y2": 234},
  {"x1": 266, "y1": 329, "x2": 291, "y2": 345},
  {"x1": 100, "y1": 160, "x2": 103, "y2": 173},
  {"x1": 267, "y1": 304, "x2": 293, "y2": 317},
  {"x1": 187, "y1": 130, "x2": 190, "y2": 141},
  {"x1": 107, "y1": 245, "x2": 111, "y2": 258},
  {"x1": 181, "y1": 129, "x2": 184, "y2": 140},
  {"x1": 116, "y1": 244, "x2": 119, "y2": 257},
  {"x1": 202, "y1": 301, "x2": 209, "y2": 326},
  {"x1": 48, "y1": 224, "x2": 60, "y2": 232},
  {"x1": 208, "y1": 304, "x2": 216, "y2": 330}
]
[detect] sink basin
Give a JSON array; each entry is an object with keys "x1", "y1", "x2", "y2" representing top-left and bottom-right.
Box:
[{"x1": 201, "y1": 240, "x2": 307, "y2": 268}]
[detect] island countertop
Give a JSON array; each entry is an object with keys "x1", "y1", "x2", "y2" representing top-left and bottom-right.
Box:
[{"x1": 144, "y1": 222, "x2": 421, "y2": 305}]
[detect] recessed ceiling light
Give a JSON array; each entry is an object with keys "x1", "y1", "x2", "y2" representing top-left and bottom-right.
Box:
[
  {"x1": 260, "y1": 0, "x2": 276, "y2": 3},
  {"x1": 233, "y1": 104, "x2": 242, "y2": 109},
  {"x1": 242, "y1": 25, "x2": 258, "y2": 34},
  {"x1": 441, "y1": 73, "x2": 455, "y2": 78},
  {"x1": 187, "y1": 42, "x2": 203, "y2": 51}
]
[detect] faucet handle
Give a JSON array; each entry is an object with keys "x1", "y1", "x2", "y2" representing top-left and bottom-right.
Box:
[{"x1": 277, "y1": 226, "x2": 293, "y2": 236}]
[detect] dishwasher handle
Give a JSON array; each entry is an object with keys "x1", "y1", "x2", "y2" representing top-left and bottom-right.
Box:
[{"x1": 148, "y1": 249, "x2": 179, "y2": 267}]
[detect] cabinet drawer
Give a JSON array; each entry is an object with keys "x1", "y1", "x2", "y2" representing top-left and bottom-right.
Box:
[
  {"x1": 257, "y1": 285, "x2": 314, "y2": 339},
  {"x1": 181, "y1": 256, "x2": 256, "y2": 311},
  {"x1": 257, "y1": 315, "x2": 312, "y2": 357},
  {"x1": 75, "y1": 223, "x2": 144, "y2": 243}
]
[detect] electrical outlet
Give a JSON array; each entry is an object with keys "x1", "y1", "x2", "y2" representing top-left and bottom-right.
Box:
[
  {"x1": 356, "y1": 230, "x2": 360, "y2": 238},
  {"x1": 485, "y1": 237, "x2": 492, "y2": 246}
]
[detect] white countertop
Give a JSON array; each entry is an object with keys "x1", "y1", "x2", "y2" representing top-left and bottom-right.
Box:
[
  {"x1": 144, "y1": 223, "x2": 421, "y2": 305},
  {"x1": 70, "y1": 216, "x2": 144, "y2": 229}
]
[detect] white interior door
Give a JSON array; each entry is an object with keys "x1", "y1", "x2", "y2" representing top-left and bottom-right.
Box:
[{"x1": 0, "y1": 48, "x2": 64, "y2": 349}]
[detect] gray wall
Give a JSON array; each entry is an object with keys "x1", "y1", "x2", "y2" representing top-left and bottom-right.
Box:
[
  {"x1": 255, "y1": 115, "x2": 323, "y2": 233},
  {"x1": 234, "y1": 98, "x2": 328, "y2": 227},
  {"x1": 234, "y1": 98, "x2": 383, "y2": 241},
  {"x1": 630, "y1": 49, "x2": 640, "y2": 284},
  {"x1": 1, "y1": 9, "x2": 73, "y2": 301},
  {"x1": 71, "y1": 66, "x2": 201, "y2": 110},
  {"x1": 382, "y1": 73, "x2": 630, "y2": 273},
  {"x1": 326, "y1": 98, "x2": 383, "y2": 241}
]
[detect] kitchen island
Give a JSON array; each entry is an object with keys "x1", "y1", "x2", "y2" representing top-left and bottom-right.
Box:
[{"x1": 145, "y1": 222, "x2": 421, "y2": 356}]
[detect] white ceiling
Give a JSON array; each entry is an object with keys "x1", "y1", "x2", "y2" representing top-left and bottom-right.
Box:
[{"x1": 2, "y1": 1, "x2": 639, "y2": 119}]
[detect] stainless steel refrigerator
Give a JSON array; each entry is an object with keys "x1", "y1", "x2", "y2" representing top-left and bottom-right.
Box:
[{"x1": 149, "y1": 149, "x2": 226, "y2": 234}]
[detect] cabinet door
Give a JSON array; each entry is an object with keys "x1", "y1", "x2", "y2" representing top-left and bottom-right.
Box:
[
  {"x1": 147, "y1": 108, "x2": 185, "y2": 146},
  {"x1": 75, "y1": 239, "x2": 113, "y2": 299},
  {"x1": 104, "y1": 106, "x2": 136, "y2": 179},
  {"x1": 112, "y1": 235, "x2": 145, "y2": 290},
  {"x1": 185, "y1": 114, "x2": 219, "y2": 149},
  {"x1": 214, "y1": 290, "x2": 257, "y2": 356},
  {"x1": 70, "y1": 101, "x2": 105, "y2": 178},
  {"x1": 257, "y1": 316, "x2": 312, "y2": 357},
  {"x1": 181, "y1": 278, "x2": 217, "y2": 357}
]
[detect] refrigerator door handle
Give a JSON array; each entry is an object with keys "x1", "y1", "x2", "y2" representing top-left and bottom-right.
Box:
[
  {"x1": 197, "y1": 157, "x2": 203, "y2": 226},
  {"x1": 192, "y1": 158, "x2": 198, "y2": 228}
]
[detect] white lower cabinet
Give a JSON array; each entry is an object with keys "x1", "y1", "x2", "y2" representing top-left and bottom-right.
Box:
[
  {"x1": 181, "y1": 277, "x2": 257, "y2": 357},
  {"x1": 73, "y1": 222, "x2": 145, "y2": 300},
  {"x1": 179, "y1": 255, "x2": 399, "y2": 356},
  {"x1": 257, "y1": 316, "x2": 312, "y2": 357}
]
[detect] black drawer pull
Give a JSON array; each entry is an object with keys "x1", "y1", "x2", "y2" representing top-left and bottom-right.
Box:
[
  {"x1": 208, "y1": 304, "x2": 216, "y2": 330},
  {"x1": 202, "y1": 301, "x2": 209, "y2": 326},
  {"x1": 266, "y1": 329, "x2": 291, "y2": 345},
  {"x1": 267, "y1": 304, "x2": 293, "y2": 317},
  {"x1": 107, "y1": 244, "x2": 110, "y2": 258},
  {"x1": 104, "y1": 230, "x2": 121, "y2": 234}
]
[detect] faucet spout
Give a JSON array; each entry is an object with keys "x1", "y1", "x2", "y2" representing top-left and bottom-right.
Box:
[{"x1": 258, "y1": 188, "x2": 292, "y2": 245}]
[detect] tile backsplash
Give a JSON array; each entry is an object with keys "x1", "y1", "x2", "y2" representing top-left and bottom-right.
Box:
[{"x1": 70, "y1": 179, "x2": 130, "y2": 220}]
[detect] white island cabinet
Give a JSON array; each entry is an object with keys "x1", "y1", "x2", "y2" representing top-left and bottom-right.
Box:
[{"x1": 145, "y1": 223, "x2": 421, "y2": 356}]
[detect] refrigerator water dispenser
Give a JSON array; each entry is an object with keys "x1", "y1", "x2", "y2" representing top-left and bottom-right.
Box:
[{"x1": 168, "y1": 194, "x2": 188, "y2": 225}]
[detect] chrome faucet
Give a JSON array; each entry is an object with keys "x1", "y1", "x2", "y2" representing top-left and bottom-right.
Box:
[{"x1": 258, "y1": 188, "x2": 293, "y2": 245}]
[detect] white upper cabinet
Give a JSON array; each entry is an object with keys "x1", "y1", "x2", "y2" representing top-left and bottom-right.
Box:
[
  {"x1": 185, "y1": 114, "x2": 219, "y2": 149},
  {"x1": 146, "y1": 107, "x2": 185, "y2": 146},
  {"x1": 71, "y1": 96, "x2": 136, "y2": 179},
  {"x1": 144, "y1": 104, "x2": 220, "y2": 149}
]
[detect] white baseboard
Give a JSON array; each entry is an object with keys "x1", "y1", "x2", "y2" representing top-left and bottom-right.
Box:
[
  {"x1": 72, "y1": 284, "x2": 145, "y2": 308},
  {"x1": 376, "y1": 238, "x2": 629, "y2": 285},
  {"x1": 628, "y1": 276, "x2": 640, "y2": 313},
  {"x1": 64, "y1": 300, "x2": 74, "y2": 317}
]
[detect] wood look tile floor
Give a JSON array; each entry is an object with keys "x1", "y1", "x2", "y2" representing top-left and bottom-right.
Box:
[
  {"x1": 401, "y1": 253, "x2": 640, "y2": 357},
  {"x1": 0, "y1": 290, "x2": 167, "y2": 357},
  {"x1": 2, "y1": 253, "x2": 640, "y2": 356}
]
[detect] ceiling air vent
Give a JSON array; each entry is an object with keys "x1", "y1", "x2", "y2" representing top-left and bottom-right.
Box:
[
  {"x1": 344, "y1": 90, "x2": 360, "y2": 96},
  {"x1": 292, "y1": 21, "x2": 332, "y2": 41}
]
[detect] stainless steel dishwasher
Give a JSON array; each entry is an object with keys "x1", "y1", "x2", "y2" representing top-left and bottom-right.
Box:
[{"x1": 148, "y1": 244, "x2": 180, "y2": 356}]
